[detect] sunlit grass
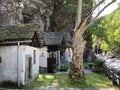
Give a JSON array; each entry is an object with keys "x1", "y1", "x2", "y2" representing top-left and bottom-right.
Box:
[
  {"x1": 85, "y1": 73, "x2": 114, "y2": 88},
  {"x1": 22, "y1": 73, "x2": 117, "y2": 89},
  {"x1": 38, "y1": 74, "x2": 55, "y2": 80}
]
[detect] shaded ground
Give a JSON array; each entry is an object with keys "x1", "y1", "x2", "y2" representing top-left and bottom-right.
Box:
[{"x1": 0, "y1": 70, "x2": 118, "y2": 90}]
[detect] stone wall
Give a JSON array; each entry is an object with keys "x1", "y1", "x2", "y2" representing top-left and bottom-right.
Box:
[{"x1": 0, "y1": 45, "x2": 40, "y2": 85}]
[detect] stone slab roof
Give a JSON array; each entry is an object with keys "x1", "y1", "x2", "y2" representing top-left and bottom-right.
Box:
[
  {"x1": 0, "y1": 24, "x2": 72, "y2": 47},
  {"x1": 0, "y1": 23, "x2": 41, "y2": 42},
  {"x1": 43, "y1": 32, "x2": 64, "y2": 45}
]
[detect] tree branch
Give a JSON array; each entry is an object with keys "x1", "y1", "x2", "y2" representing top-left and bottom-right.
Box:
[
  {"x1": 84, "y1": 0, "x2": 116, "y2": 31},
  {"x1": 93, "y1": 0, "x2": 116, "y2": 21},
  {"x1": 74, "y1": 0, "x2": 105, "y2": 32},
  {"x1": 83, "y1": 0, "x2": 116, "y2": 32}
]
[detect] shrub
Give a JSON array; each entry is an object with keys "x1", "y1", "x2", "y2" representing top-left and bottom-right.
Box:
[
  {"x1": 88, "y1": 63, "x2": 94, "y2": 70},
  {"x1": 52, "y1": 64, "x2": 56, "y2": 69},
  {"x1": 93, "y1": 60, "x2": 104, "y2": 73},
  {"x1": 92, "y1": 67, "x2": 104, "y2": 73},
  {"x1": 94, "y1": 60, "x2": 104, "y2": 68},
  {"x1": 59, "y1": 64, "x2": 70, "y2": 71}
]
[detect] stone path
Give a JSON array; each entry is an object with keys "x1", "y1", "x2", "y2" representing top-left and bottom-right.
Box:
[
  {"x1": 0, "y1": 87, "x2": 118, "y2": 90},
  {"x1": 33, "y1": 87, "x2": 118, "y2": 90},
  {"x1": 84, "y1": 69, "x2": 93, "y2": 74},
  {"x1": 56, "y1": 69, "x2": 93, "y2": 74}
]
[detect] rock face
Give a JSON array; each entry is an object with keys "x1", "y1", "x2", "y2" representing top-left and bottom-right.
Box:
[
  {"x1": 0, "y1": 0, "x2": 76, "y2": 32},
  {"x1": 0, "y1": 0, "x2": 76, "y2": 31},
  {"x1": 0, "y1": 0, "x2": 53, "y2": 31},
  {"x1": 22, "y1": 0, "x2": 53, "y2": 31},
  {"x1": 0, "y1": 0, "x2": 23, "y2": 25}
]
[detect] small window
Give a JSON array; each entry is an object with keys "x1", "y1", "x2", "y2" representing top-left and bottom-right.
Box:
[
  {"x1": 49, "y1": 52, "x2": 52, "y2": 58},
  {"x1": 48, "y1": 52, "x2": 56, "y2": 58},
  {"x1": 0, "y1": 57, "x2": 1, "y2": 63},
  {"x1": 52, "y1": 52, "x2": 56, "y2": 58},
  {"x1": 33, "y1": 50, "x2": 36, "y2": 64}
]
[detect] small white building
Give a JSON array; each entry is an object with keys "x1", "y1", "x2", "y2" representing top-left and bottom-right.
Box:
[{"x1": 0, "y1": 23, "x2": 43, "y2": 86}]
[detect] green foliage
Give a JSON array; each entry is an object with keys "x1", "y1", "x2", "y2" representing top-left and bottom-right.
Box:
[
  {"x1": 93, "y1": 60, "x2": 104, "y2": 73},
  {"x1": 83, "y1": 0, "x2": 93, "y2": 7},
  {"x1": 83, "y1": 62, "x2": 89, "y2": 69},
  {"x1": 90, "y1": 5, "x2": 120, "y2": 55},
  {"x1": 65, "y1": 3, "x2": 77, "y2": 13},
  {"x1": 94, "y1": 60, "x2": 104, "y2": 68},
  {"x1": 52, "y1": 64, "x2": 56, "y2": 69},
  {"x1": 59, "y1": 64, "x2": 70, "y2": 71}
]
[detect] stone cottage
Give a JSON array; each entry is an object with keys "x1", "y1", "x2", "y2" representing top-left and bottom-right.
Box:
[{"x1": 0, "y1": 23, "x2": 44, "y2": 86}]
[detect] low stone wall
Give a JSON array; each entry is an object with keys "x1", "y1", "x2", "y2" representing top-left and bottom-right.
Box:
[
  {"x1": 97, "y1": 55, "x2": 120, "y2": 88},
  {"x1": 104, "y1": 59, "x2": 120, "y2": 87}
]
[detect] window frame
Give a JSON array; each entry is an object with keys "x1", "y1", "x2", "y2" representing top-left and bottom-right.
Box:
[{"x1": 33, "y1": 50, "x2": 36, "y2": 64}]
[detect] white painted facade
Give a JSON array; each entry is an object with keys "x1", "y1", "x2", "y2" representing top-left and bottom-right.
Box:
[
  {"x1": 39, "y1": 48, "x2": 72, "y2": 69},
  {"x1": 0, "y1": 45, "x2": 40, "y2": 85},
  {"x1": 39, "y1": 47, "x2": 48, "y2": 68},
  {"x1": 65, "y1": 48, "x2": 73, "y2": 63}
]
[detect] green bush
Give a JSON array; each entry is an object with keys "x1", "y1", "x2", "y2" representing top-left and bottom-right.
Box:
[
  {"x1": 94, "y1": 60, "x2": 104, "y2": 68},
  {"x1": 59, "y1": 64, "x2": 69, "y2": 71},
  {"x1": 92, "y1": 67, "x2": 104, "y2": 73},
  {"x1": 93, "y1": 60, "x2": 104, "y2": 73}
]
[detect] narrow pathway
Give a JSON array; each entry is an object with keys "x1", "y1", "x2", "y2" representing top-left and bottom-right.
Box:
[
  {"x1": 33, "y1": 87, "x2": 118, "y2": 90},
  {"x1": 0, "y1": 87, "x2": 118, "y2": 90},
  {"x1": 84, "y1": 69, "x2": 93, "y2": 74},
  {"x1": 56, "y1": 69, "x2": 93, "y2": 74}
]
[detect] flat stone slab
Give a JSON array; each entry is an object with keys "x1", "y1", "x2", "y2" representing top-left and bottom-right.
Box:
[
  {"x1": 0, "y1": 87, "x2": 118, "y2": 90},
  {"x1": 56, "y1": 69, "x2": 93, "y2": 75},
  {"x1": 32, "y1": 88, "x2": 118, "y2": 90},
  {"x1": 84, "y1": 69, "x2": 93, "y2": 74}
]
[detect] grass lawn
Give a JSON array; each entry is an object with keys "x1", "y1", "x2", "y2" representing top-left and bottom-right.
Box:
[{"x1": 22, "y1": 73, "x2": 117, "y2": 89}]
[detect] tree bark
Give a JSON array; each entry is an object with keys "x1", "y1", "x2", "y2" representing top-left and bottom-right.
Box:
[
  {"x1": 69, "y1": 0, "x2": 85, "y2": 79},
  {"x1": 69, "y1": 0, "x2": 116, "y2": 79},
  {"x1": 75, "y1": 0, "x2": 82, "y2": 27},
  {"x1": 69, "y1": 28, "x2": 86, "y2": 79}
]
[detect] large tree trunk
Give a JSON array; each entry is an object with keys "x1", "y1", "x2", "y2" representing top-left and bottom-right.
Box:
[
  {"x1": 69, "y1": 0, "x2": 116, "y2": 79},
  {"x1": 69, "y1": 0, "x2": 85, "y2": 79},
  {"x1": 69, "y1": 29, "x2": 86, "y2": 79}
]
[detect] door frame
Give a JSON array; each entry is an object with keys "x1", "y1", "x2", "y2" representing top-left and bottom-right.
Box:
[
  {"x1": 47, "y1": 51, "x2": 56, "y2": 73},
  {"x1": 25, "y1": 55, "x2": 32, "y2": 82}
]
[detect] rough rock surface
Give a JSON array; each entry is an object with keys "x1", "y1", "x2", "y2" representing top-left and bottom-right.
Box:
[{"x1": 0, "y1": 0, "x2": 53, "y2": 31}]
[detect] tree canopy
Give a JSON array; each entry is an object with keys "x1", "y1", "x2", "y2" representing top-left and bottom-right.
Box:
[{"x1": 90, "y1": 5, "x2": 120, "y2": 56}]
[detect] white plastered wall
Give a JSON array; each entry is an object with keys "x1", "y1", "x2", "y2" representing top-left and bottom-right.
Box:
[{"x1": 0, "y1": 45, "x2": 40, "y2": 85}]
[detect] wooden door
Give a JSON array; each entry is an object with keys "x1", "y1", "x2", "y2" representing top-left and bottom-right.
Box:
[
  {"x1": 47, "y1": 58, "x2": 56, "y2": 73},
  {"x1": 25, "y1": 56, "x2": 32, "y2": 82}
]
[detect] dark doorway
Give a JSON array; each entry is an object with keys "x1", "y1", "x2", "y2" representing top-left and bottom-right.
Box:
[
  {"x1": 47, "y1": 51, "x2": 56, "y2": 73},
  {"x1": 25, "y1": 55, "x2": 32, "y2": 82},
  {"x1": 47, "y1": 58, "x2": 56, "y2": 73}
]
